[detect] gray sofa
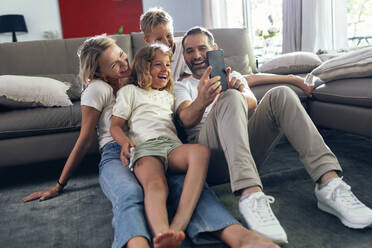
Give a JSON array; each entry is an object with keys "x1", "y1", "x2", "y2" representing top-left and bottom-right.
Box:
[{"x1": 0, "y1": 28, "x2": 371, "y2": 175}]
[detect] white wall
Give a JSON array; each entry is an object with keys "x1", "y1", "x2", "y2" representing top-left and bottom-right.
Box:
[
  {"x1": 0, "y1": 0, "x2": 62, "y2": 43},
  {"x1": 0, "y1": 0, "x2": 202, "y2": 43},
  {"x1": 142, "y1": 0, "x2": 204, "y2": 32}
]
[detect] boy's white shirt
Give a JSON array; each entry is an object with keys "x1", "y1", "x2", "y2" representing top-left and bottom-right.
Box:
[{"x1": 171, "y1": 37, "x2": 192, "y2": 81}]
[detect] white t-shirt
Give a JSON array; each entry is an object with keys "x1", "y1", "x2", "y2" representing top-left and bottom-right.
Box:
[
  {"x1": 80, "y1": 79, "x2": 119, "y2": 149},
  {"x1": 174, "y1": 71, "x2": 249, "y2": 139},
  {"x1": 112, "y1": 84, "x2": 180, "y2": 145},
  {"x1": 171, "y1": 37, "x2": 192, "y2": 81}
]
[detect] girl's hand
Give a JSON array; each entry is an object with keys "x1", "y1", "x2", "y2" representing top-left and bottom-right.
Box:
[
  {"x1": 22, "y1": 185, "x2": 62, "y2": 203},
  {"x1": 120, "y1": 139, "x2": 136, "y2": 166}
]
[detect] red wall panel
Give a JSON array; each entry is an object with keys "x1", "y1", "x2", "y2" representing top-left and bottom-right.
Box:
[{"x1": 58, "y1": 0, "x2": 143, "y2": 38}]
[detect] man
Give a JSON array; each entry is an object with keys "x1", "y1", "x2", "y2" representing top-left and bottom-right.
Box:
[{"x1": 174, "y1": 26, "x2": 372, "y2": 244}]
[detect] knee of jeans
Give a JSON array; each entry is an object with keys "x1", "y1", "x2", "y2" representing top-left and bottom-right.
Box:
[{"x1": 114, "y1": 183, "x2": 144, "y2": 209}]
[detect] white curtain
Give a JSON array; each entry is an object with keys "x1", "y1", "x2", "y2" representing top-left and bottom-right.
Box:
[
  {"x1": 282, "y1": 0, "x2": 302, "y2": 53},
  {"x1": 203, "y1": 0, "x2": 241, "y2": 28},
  {"x1": 301, "y1": 0, "x2": 348, "y2": 52}
]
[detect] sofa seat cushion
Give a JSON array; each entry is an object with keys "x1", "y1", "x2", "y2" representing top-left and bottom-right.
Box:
[
  {"x1": 0, "y1": 101, "x2": 81, "y2": 140},
  {"x1": 312, "y1": 77, "x2": 372, "y2": 108}
]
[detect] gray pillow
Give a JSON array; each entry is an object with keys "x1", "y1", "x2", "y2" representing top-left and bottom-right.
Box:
[
  {"x1": 310, "y1": 47, "x2": 372, "y2": 82},
  {"x1": 259, "y1": 52, "x2": 322, "y2": 74},
  {"x1": 36, "y1": 74, "x2": 82, "y2": 101},
  {"x1": 0, "y1": 75, "x2": 72, "y2": 109}
]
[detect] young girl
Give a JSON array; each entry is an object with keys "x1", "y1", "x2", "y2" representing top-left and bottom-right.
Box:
[
  {"x1": 140, "y1": 7, "x2": 314, "y2": 96},
  {"x1": 110, "y1": 44, "x2": 211, "y2": 248}
]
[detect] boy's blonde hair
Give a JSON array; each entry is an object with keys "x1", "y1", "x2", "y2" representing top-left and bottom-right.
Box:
[
  {"x1": 140, "y1": 7, "x2": 173, "y2": 38},
  {"x1": 77, "y1": 34, "x2": 116, "y2": 85},
  {"x1": 131, "y1": 44, "x2": 173, "y2": 92}
]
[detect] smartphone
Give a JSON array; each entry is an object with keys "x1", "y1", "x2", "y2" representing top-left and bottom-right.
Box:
[{"x1": 206, "y1": 49, "x2": 228, "y2": 91}]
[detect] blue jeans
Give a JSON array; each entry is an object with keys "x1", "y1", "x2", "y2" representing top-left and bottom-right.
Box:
[{"x1": 99, "y1": 142, "x2": 239, "y2": 248}]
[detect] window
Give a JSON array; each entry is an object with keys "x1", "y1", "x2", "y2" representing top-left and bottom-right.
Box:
[
  {"x1": 245, "y1": 0, "x2": 283, "y2": 62},
  {"x1": 347, "y1": 0, "x2": 372, "y2": 48}
]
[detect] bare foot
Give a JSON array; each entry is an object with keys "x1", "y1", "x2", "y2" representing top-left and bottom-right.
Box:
[
  {"x1": 153, "y1": 231, "x2": 185, "y2": 248},
  {"x1": 241, "y1": 230, "x2": 280, "y2": 248},
  {"x1": 288, "y1": 74, "x2": 314, "y2": 97}
]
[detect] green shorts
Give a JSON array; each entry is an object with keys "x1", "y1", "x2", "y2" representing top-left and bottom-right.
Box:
[{"x1": 128, "y1": 136, "x2": 182, "y2": 171}]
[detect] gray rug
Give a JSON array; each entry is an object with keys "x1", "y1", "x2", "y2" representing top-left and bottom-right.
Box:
[{"x1": 1, "y1": 129, "x2": 372, "y2": 248}]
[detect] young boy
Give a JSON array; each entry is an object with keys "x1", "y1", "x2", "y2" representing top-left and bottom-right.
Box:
[{"x1": 140, "y1": 7, "x2": 191, "y2": 81}]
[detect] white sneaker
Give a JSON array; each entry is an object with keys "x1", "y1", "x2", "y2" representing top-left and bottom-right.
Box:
[
  {"x1": 315, "y1": 177, "x2": 372, "y2": 229},
  {"x1": 239, "y1": 192, "x2": 288, "y2": 244}
]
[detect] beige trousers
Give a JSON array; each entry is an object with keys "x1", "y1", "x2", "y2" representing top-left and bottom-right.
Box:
[{"x1": 192, "y1": 86, "x2": 342, "y2": 193}]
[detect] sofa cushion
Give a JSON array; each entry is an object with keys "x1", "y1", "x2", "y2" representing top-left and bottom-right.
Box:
[
  {"x1": 311, "y1": 47, "x2": 372, "y2": 82},
  {"x1": 208, "y1": 28, "x2": 257, "y2": 74},
  {"x1": 312, "y1": 77, "x2": 372, "y2": 107},
  {"x1": 259, "y1": 52, "x2": 322, "y2": 74},
  {"x1": 0, "y1": 75, "x2": 72, "y2": 109},
  {"x1": 130, "y1": 32, "x2": 147, "y2": 58},
  {"x1": 0, "y1": 101, "x2": 81, "y2": 140}
]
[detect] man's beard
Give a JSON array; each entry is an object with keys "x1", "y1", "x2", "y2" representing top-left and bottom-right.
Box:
[{"x1": 186, "y1": 61, "x2": 208, "y2": 78}]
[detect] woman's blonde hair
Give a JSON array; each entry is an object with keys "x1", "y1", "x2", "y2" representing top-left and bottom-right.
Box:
[
  {"x1": 140, "y1": 7, "x2": 174, "y2": 38},
  {"x1": 131, "y1": 44, "x2": 173, "y2": 92},
  {"x1": 77, "y1": 34, "x2": 116, "y2": 85}
]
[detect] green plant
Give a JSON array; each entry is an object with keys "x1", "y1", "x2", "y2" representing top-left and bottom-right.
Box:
[
  {"x1": 255, "y1": 26, "x2": 279, "y2": 40},
  {"x1": 115, "y1": 26, "x2": 124, "y2": 35}
]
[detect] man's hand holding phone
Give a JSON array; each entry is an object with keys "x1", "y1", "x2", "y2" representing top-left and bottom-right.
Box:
[{"x1": 196, "y1": 66, "x2": 222, "y2": 108}]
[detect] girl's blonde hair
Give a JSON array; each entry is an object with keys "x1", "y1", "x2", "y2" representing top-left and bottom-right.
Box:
[
  {"x1": 77, "y1": 34, "x2": 116, "y2": 85},
  {"x1": 131, "y1": 44, "x2": 173, "y2": 92}
]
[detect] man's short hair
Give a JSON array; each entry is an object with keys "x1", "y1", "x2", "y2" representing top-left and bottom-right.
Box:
[
  {"x1": 182, "y1": 26, "x2": 215, "y2": 49},
  {"x1": 140, "y1": 7, "x2": 174, "y2": 38}
]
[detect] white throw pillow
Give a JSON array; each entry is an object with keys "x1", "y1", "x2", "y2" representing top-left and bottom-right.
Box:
[
  {"x1": 259, "y1": 52, "x2": 322, "y2": 74},
  {"x1": 0, "y1": 75, "x2": 72, "y2": 109},
  {"x1": 310, "y1": 47, "x2": 372, "y2": 82}
]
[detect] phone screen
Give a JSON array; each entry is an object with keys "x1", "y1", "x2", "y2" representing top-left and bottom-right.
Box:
[{"x1": 206, "y1": 49, "x2": 228, "y2": 91}]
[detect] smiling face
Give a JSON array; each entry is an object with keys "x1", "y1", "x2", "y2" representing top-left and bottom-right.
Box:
[
  {"x1": 144, "y1": 23, "x2": 175, "y2": 51},
  {"x1": 183, "y1": 33, "x2": 214, "y2": 79},
  {"x1": 150, "y1": 50, "x2": 171, "y2": 90},
  {"x1": 96, "y1": 44, "x2": 131, "y2": 82}
]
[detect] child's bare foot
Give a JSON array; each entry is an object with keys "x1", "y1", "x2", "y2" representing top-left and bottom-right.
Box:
[{"x1": 153, "y1": 231, "x2": 185, "y2": 248}]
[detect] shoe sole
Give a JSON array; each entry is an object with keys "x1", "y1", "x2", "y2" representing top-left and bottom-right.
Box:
[{"x1": 318, "y1": 202, "x2": 371, "y2": 229}]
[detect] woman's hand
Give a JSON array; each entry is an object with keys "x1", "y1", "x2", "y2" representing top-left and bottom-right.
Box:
[{"x1": 22, "y1": 184, "x2": 63, "y2": 203}]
